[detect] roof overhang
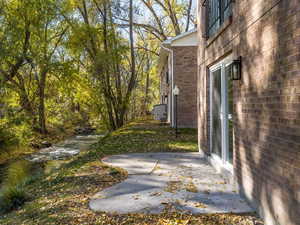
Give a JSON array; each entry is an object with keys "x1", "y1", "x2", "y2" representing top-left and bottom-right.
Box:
[
  {"x1": 162, "y1": 28, "x2": 198, "y2": 47},
  {"x1": 157, "y1": 46, "x2": 170, "y2": 77},
  {"x1": 157, "y1": 29, "x2": 198, "y2": 76}
]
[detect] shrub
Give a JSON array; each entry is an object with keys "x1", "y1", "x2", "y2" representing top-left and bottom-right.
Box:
[
  {"x1": 0, "y1": 125, "x2": 16, "y2": 149},
  {"x1": 0, "y1": 185, "x2": 28, "y2": 213},
  {"x1": 0, "y1": 160, "x2": 32, "y2": 213},
  {"x1": 0, "y1": 113, "x2": 35, "y2": 151}
]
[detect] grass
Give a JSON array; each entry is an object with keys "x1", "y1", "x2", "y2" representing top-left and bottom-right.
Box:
[
  {"x1": 0, "y1": 160, "x2": 34, "y2": 213},
  {"x1": 0, "y1": 118, "x2": 263, "y2": 225}
]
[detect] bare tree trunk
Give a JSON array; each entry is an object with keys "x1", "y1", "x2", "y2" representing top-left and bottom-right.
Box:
[
  {"x1": 19, "y1": 89, "x2": 35, "y2": 120},
  {"x1": 38, "y1": 71, "x2": 47, "y2": 134},
  {"x1": 140, "y1": 0, "x2": 167, "y2": 40},
  {"x1": 5, "y1": 73, "x2": 37, "y2": 124},
  {"x1": 144, "y1": 68, "x2": 150, "y2": 113},
  {"x1": 154, "y1": 0, "x2": 181, "y2": 35},
  {"x1": 118, "y1": 0, "x2": 136, "y2": 127},
  {"x1": 142, "y1": 55, "x2": 150, "y2": 115},
  {"x1": 185, "y1": 0, "x2": 193, "y2": 32},
  {"x1": 129, "y1": 0, "x2": 135, "y2": 88}
]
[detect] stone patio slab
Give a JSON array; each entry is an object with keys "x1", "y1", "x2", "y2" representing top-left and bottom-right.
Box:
[{"x1": 90, "y1": 152, "x2": 254, "y2": 214}]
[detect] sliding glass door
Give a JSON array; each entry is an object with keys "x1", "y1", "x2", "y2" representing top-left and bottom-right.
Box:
[
  {"x1": 210, "y1": 57, "x2": 233, "y2": 170},
  {"x1": 211, "y1": 68, "x2": 222, "y2": 158}
]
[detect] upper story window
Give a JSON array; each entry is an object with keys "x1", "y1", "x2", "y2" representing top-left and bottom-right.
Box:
[{"x1": 206, "y1": 0, "x2": 233, "y2": 37}]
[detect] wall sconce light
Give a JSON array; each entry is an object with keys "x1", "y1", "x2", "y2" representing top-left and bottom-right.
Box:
[
  {"x1": 231, "y1": 56, "x2": 242, "y2": 80},
  {"x1": 173, "y1": 85, "x2": 180, "y2": 96},
  {"x1": 173, "y1": 85, "x2": 180, "y2": 138}
]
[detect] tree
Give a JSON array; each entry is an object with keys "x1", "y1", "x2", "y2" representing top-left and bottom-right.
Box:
[
  {"x1": 0, "y1": 0, "x2": 194, "y2": 145},
  {"x1": 28, "y1": 0, "x2": 68, "y2": 134},
  {"x1": 64, "y1": 0, "x2": 141, "y2": 130},
  {"x1": 0, "y1": 0, "x2": 34, "y2": 120}
]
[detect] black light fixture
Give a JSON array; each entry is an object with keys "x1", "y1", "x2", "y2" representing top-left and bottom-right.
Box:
[{"x1": 231, "y1": 56, "x2": 242, "y2": 80}]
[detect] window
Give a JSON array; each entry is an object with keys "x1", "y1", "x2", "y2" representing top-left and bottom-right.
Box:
[
  {"x1": 164, "y1": 95, "x2": 168, "y2": 104},
  {"x1": 166, "y1": 71, "x2": 169, "y2": 84},
  {"x1": 206, "y1": 0, "x2": 233, "y2": 37}
]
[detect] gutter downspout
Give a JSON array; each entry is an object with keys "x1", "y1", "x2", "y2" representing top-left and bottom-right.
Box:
[{"x1": 161, "y1": 44, "x2": 174, "y2": 127}]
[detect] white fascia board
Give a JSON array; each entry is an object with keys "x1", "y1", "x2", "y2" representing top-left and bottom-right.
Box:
[
  {"x1": 162, "y1": 29, "x2": 198, "y2": 47},
  {"x1": 157, "y1": 47, "x2": 170, "y2": 77},
  {"x1": 157, "y1": 29, "x2": 198, "y2": 77}
]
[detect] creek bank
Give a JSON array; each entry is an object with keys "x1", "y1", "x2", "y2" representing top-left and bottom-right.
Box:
[{"x1": 0, "y1": 127, "x2": 105, "y2": 213}]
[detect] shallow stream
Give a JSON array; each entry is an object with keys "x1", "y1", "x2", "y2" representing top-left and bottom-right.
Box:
[
  {"x1": 1, "y1": 133, "x2": 103, "y2": 189},
  {"x1": 26, "y1": 134, "x2": 103, "y2": 162}
]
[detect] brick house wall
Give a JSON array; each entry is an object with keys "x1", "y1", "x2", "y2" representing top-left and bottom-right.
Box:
[
  {"x1": 173, "y1": 46, "x2": 198, "y2": 128},
  {"x1": 197, "y1": 0, "x2": 300, "y2": 225},
  {"x1": 159, "y1": 43, "x2": 198, "y2": 128}
]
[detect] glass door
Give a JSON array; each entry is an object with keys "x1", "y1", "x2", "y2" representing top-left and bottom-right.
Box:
[
  {"x1": 210, "y1": 57, "x2": 234, "y2": 171},
  {"x1": 211, "y1": 68, "x2": 222, "y2": 158}
]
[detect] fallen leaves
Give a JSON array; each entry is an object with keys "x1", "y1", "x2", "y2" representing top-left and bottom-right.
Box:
[
  {"x1": 185, "y1": 181, "x2": 198, "y2": 193},
  {"x1": 0, "y1": 119, "x2": 264, "y2": 225},
  {"x1": 150, "y1": 192, "x2": 162, "y2": 197},
  {"x1": 164, "y1": 181, "x2": 183, "y2": 193},
  {"x1": 194, "y1": 202, "x2": 207, "y2": 208}
]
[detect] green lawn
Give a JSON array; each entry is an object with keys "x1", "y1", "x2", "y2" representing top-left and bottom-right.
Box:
[{"x1": 0, "y1": 118, "x2": 262, "y2": 225}]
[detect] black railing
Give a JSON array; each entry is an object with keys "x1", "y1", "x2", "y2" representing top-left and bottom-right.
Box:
[{"x1": 207, "y1": 0, "x2": 233, "y2": 37}]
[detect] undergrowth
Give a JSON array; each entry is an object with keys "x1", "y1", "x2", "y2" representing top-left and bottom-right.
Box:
[{"x1": 0, "y1": 160, "x2": 35, "y2": 213}]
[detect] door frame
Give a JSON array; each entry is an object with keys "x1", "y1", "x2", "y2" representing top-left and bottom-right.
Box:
[{"x1": 209, "y1": 55, "x2": 233, "y2": 173}]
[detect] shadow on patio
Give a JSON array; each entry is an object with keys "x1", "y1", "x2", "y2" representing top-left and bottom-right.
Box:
[{"x1": 90, "y1": 152, "x2": 254, "y2": 214}]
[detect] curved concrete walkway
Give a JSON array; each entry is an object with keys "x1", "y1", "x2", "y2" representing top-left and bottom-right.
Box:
[{"x1": 89, "y1": 152, "x2": 253, "y2": 214}]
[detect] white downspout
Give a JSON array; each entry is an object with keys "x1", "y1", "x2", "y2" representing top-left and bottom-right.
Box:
[{"x1": 161, "y1": 44, "x2": 174, "y2": 127}]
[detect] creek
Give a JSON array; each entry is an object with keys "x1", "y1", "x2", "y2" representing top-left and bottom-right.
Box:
[{"x1": 26, "y1": 134, "x2": 103, "y2": 162}]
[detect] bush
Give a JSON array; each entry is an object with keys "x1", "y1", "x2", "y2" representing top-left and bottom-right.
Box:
[
  {"x1": 0, "y1": 112, "x2": 35, "y2": 149},
  {"x1": 0, "y1": 125, "x2": 16, "y2": 149},
  {"x1": 0, "y1": 185, "x2": 28, "y2": 213},
  {"x1": 0, "y1": 160, "x2": 32, "y2": 213}
]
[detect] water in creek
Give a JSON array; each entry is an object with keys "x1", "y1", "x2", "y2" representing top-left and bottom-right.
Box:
[
  {"x1": 26, "y1": 134, "x2": 103, "y2": 163},
  {"x1": 0, "y1": 134, "x2": 104, "y2": 212}
]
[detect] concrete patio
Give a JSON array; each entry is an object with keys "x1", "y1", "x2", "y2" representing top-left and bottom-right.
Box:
[{"x1": 89, "y1": 152, "x2": 254, "y2": 214}]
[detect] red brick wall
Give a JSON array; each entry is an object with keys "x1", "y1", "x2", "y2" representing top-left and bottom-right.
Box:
[
  {"x1": 197, "y1": 0, "x2": 300, "y2": 224},
  {"x1": 173, "y1": 46, "x2": 198, "y2": 128}
]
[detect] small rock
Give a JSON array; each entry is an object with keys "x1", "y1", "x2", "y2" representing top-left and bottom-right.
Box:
[
  {"x1": 74, "y1": 126, "x2": 96, "y2": 135},
  {"x1": 30, "y1": 143, "x2": 41, "y2": 149},
  {"x1": 41, "y1": 141, "x2": 52, "y2": 148}
]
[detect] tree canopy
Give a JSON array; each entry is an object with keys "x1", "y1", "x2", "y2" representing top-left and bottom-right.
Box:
[{"x1": 0, "y1": 0, "x2": 196, "y2": 149}]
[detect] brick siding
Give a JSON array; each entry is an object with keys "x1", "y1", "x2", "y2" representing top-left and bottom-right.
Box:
[
  {"x1": 160, "y1": 46, "x2": 198, "y2": 128},
  {"x1": 197, "y1": 0, "x2": 300, "y2": 224},
  {"x1": 173, "y1": 46, "x2": 198, "y2": 128}
]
